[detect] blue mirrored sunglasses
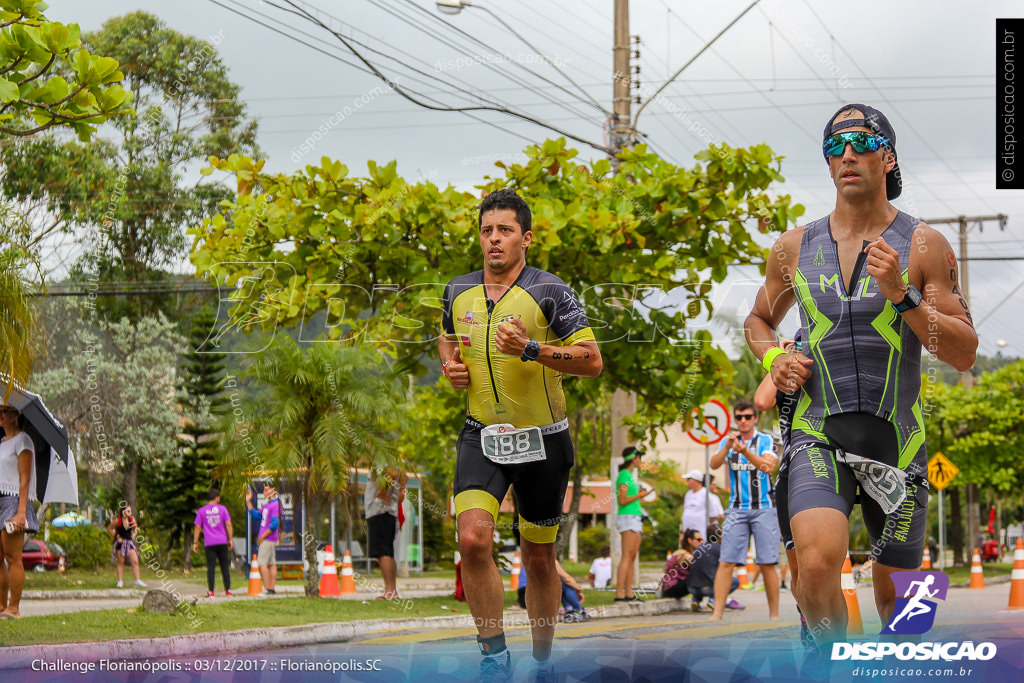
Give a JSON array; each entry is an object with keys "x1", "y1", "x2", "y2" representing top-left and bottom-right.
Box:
[{"x1": 823, "y1": 131, "x2": 889, "y2": 157}]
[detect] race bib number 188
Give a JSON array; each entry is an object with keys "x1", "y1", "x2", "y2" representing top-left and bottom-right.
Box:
[{"x1": 480, "y1": 424, "x2": 546, "y2": 465}]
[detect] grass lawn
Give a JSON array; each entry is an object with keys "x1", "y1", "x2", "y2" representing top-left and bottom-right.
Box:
[
  {"x1": 943, "y1": 561, "x2": 1012, "y2": 585},
  {"x1": 0, "y1": 590, "x2": 624, "y2": 647},
  {"x1": 23, "y1": 567, "x2": 201, "y2": 591}
]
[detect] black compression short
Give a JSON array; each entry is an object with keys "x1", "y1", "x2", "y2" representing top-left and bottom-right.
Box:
[
  {"x1": 788, "y1": 412, "x2": 928, "y2": 569},
  {"x1": 453, "y1": 419, "x2": 574, "y2": 544}
]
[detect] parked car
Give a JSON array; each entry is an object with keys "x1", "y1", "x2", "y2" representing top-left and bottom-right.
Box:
[{"x1": 22, "y1": 539, "x2": 66, "y2": 572}]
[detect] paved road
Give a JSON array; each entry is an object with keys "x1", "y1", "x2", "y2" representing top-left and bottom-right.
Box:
[
  {"x1": 188, "y1": 584, "x2": 1024, "y2": 682},
  {"x1": 10, "y1": 583, "x2": 1024, "y2": 682}
]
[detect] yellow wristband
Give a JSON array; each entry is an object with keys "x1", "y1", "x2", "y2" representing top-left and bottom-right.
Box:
[{"x1": 761, "y1": 346, "x2": 785, "y2": 372}]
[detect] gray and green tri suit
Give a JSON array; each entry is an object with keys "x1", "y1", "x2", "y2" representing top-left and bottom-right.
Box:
[{"x1": 787, "y1": 210, "x2": 929, "y2": 568}]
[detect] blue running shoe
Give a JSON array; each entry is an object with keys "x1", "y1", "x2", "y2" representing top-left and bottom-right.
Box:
[
  {"x1": 480, "y1": 650, "x2": 512, "y2": 683},
  {"x1": 530, "y1": 661, "x2": 556, "y2": 683}
]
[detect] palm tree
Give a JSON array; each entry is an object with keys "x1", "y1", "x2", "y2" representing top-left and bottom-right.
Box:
[
  {"x1": 221, "y1": 335, "x2": 410, "y2": 596},
  {"x1": 0, "y1": 246, "x2": 36, "y2": 397}
]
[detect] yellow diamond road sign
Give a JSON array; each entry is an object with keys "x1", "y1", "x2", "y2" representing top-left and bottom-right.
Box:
[{"x1": 928, "y1": 452, "x2": 959, "y2": 491}]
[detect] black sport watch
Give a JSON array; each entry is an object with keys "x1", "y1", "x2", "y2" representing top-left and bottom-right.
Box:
[
  {"x1": 521, "y1": 339, "x2": 540, "y2": 362},
  {"x1": 893, "y1": 285, "x2": 923, "y2": 314}
]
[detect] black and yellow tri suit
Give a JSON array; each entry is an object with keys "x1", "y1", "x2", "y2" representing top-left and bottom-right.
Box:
[{"x1": 442, "y1": 266, "x2": 594, "y2": 542}]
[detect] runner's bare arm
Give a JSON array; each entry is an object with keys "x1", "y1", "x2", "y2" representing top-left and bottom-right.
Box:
[
  {"x1": 744, "y1": 229, "x2": 814, "y2": 392},
  {"x1": 438, "y1": 335, "x2": 470, "y2": 389},
  {"x1": 536, "y1": 340, "x2": 601, "y2": 377},
  {"x1": 494, "y1": 318, "x2": 602, "y2": 377},
  {"x1": 864, "y1": 224, "x2": 977, "y2": 372},
  {"x1": 753, "y1": 373, "x2": 777, "y2": 413}
]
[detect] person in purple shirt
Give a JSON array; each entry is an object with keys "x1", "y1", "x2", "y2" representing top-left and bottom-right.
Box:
[
  {"x1": 192, "y1": 489, "x2": 234, "y2": 597},
  {"x1": 246, "y1": 484, "x2": 279, "y2": 595}
]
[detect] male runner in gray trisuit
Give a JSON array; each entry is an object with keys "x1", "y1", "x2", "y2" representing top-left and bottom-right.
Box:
[{"x1": 744, "y1": 104, "x2": 977, "y2": 647}]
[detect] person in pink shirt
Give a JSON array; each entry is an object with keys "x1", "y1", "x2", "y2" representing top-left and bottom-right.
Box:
[
  {"x1": 246, "y1": 484, "x2": 279, "y2": 595},
  {"x1": 193, "y1": 489, "x2": 234, "y2": 597}
]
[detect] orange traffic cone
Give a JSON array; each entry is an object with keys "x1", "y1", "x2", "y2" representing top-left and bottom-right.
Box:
[
  {"x1": 841, "y1": 554, "x2": 863, "y2": 635},
  {"x1": 319, "y1": 545, "x2": 341, "y2": 597},
  {"x1": 339, "y1": 548, "x2": 357, "y2": 594},
  {"x1": 969, "y1": 549, "x2": 985, "y2": 589},
  {"x1": 1007, "y1": 539, "x2": 1024, "y2": 610},
  {"x1": 736, "y1": 559, "x2": 751, "y2": 589},
  {"x1": 666, "y1": 549, "x2": 673, "y2": 562},
  {"x1": 921, "y1": 546, "x2": 932, "y2": 570},
  {"x1": 509, "y1": 550, "x2": 521, "y2": 591},
  {"x1": 58, "y1": 555, "x2": 65, "y2": 574},
  {"x1": 247, "y1": 554, "x2": 262, "y2": 596}
]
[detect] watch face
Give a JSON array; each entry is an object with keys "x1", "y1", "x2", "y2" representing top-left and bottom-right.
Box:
[{"x1": 896, "y1": 286, "x2": 922, "y2": 312}]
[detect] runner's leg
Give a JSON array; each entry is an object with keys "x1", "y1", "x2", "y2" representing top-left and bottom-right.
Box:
[
  {"x1": 872, "y1": 562, "x2": 911, "y2": 627},
  {"x1": 521, "y1": 537, "x2": 559, "y2": 661},
  {"x1": 791, "y1": 507, "x2": 849, "y2": 645},
  {"x1": 458, "y1": 509, "x2": 504, "y2": 639}
]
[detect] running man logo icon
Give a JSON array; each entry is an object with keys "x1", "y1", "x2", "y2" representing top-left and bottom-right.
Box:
[{"x1": 881, "y1": 571, "x2": 950, "y2": 634}]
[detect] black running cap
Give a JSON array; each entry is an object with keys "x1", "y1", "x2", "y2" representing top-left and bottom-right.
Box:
[{"x1": 822, "y1": 103, "x2": 902, "y2": 200}]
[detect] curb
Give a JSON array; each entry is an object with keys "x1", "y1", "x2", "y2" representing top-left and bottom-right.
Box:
[
  {"x1": 21, "y1": 586, "x2": 456, "y2": 600},
  {"x1": 0, "y1": 598, "x2": 690, "y2": 669}
]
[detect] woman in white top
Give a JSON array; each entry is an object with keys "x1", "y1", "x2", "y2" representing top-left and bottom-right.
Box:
[{"x1": 0, "y1": 404, "x2": 39, "y2": 619}]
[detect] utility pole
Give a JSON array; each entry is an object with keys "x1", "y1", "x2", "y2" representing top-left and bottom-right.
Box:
[
  {"x1": 608, "y1": 0, "x2": 638, "y2": 585},
  {"x1": 610, "y1": 0, "x2": 636, "y2": 156},
  {"x1": 922, "y1": 213, "x2": 1007, "y2": 565}
]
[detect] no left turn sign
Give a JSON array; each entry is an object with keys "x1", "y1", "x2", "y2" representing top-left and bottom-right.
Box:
[{"x1": 687, "y1": 399, "x2": 731, "y2": 446}]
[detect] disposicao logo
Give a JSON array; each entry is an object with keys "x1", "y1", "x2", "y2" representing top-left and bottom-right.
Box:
[
  {"x1": 882, "y1": 570, "x2": 948, "y2": 635},
  {"x1": 831, "y1": 571, "x2": 997, "y2": 662}
]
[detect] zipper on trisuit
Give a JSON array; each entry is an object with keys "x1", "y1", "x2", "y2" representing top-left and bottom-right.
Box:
[
  {"x1": 844, "y1": 241, "x2": 871, "y2": 412},
  {"x1": 485, "y1": 299, "x2": 500, "y2": 405}
]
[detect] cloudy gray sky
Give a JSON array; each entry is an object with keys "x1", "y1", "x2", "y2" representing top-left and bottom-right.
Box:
[{"x1": 46, "y1": 0, "x2": 1024, "y2": 359}]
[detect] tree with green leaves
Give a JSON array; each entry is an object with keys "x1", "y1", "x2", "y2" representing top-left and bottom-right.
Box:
[
  {"x1": 0, "y1": 0, "x2": 131, "y2": 139},
  {"x1": 0, "y1": 0, "x2": 132, "y2": 387},
  {"x1": 143, "y1": 309, "x2": 231, "y2": 568},
  {"x1": 0, "y1": 245, "x2": 34, "y2": 394},
  {"x1": 190, "y1": 139, "x2": 803, "y2": 443},
  {"x1": 219, "y1": 336, "x2": 410, "y2": 596},
  {"x1": 2, "y1": 10, "x2": 255, "y2": 319},
  {"x1": 927, "y1": 361, "x2": 1024, "y2": 565},
  {"x1": 31, "y1": 313, "x2": 182, "y2": 510}
]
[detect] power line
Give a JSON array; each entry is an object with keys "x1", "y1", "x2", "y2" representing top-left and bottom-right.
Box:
[
  {"x1": 459, "y1": 2, "x2": 609, "y2": 114},
  {"x1": 634, "y1": 0, "x2": 763, "y2": 127},
  {"x1": 205, "y1": 0, "x2": 537, "y2": 147},
  {"x1": 799, "y1": 1, "x2": 998, "y2": 218},
  {"x1": 29, "y1": 287, "x2": 223, "y2": 298},
  {"x1": 381, "y1": 0, "x2": 605, "y2": 118},
  {"x1": 263, "y1": 0, "x2": 609, "y2": 152}
]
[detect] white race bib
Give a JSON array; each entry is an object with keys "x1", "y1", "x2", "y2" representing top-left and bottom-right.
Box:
[
  {"x1": 837, "y1": 451, "x2": 908, "y2": 515},
  {"x1": 480, "y1": 424, "x2": 546, "y2": 465}
]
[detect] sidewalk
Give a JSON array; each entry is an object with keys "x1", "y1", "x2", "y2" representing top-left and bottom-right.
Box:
[
  {"x1": 20, "y1": 570, "x2": 669, "y2": 615},
  {"x1": 18, "y1": 575, "x2": 458, "y2": 617},
  {"x1": 1, "y1": 594, "x2": 692, "y2": 670}
]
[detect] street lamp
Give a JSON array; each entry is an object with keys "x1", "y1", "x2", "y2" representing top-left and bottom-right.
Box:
[{"x1": 435, "y1": 0, "x2": 472, "y2": 14}]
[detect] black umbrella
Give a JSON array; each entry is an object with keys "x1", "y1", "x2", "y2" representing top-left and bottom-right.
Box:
[{"x1": 2, "y1": 376, "x2": 73, "y2": 503}]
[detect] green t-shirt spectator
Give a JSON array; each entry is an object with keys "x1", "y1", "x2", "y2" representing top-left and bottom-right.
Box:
[{"x1": 616, "y1": 468, "x2": 642, "y2": 516}]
